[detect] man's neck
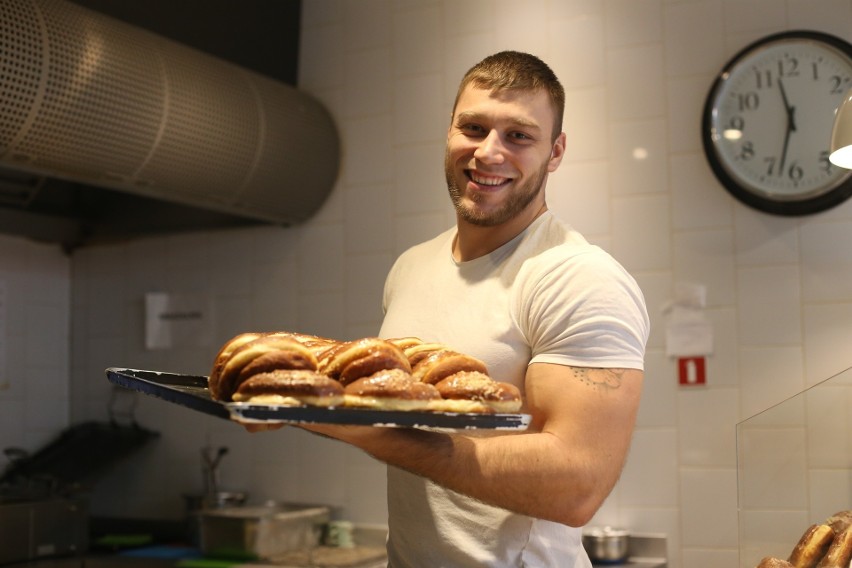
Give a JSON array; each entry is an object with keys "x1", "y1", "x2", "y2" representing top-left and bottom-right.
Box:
[{"x1": 452, "y1": 204, "x2": 548, "y2": 262}]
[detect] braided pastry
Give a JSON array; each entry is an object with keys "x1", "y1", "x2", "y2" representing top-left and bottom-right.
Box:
[
  {"x1": 402, "y1": 342, "x2": 451, "y2": 367},
  {"x1": 386, "y1": 337, "x2": 425, "y2": 352},
  {"x1": 411, "y1": 349, "x2": 488, "y2": 385},
  {"x1": 343, "y1": 368, "x2": 441, "y2": 411},
  {"x1": 212, "y1": 334, "x2": 318, "y2": 401},
  {"x1": 317, "y1": 337, "x2": 411, "y2": 385},
  {"x1": 210, "y1": 330, "x2": 524, "y2": 414},
  {"x1": 826, "y1": 511, "x2": 852, "y2": 535},
  {"x1": 209, "y1": 332, "x2": 264, "y2": 400},
  {"x1": 756, "y1": 559, "x2": 793, "y2": 568},
  {"x1": 789, "y1": 524, "x2": 835, "y2": 568},
  {"x1": 233, "y1": 369, "x2": 344, "y2": 407},
  {"x1": 432, "y1": 371, "x2": 522, "y2": 413},
  {"x1": 277, "y1": 331, "x2": 340, "y2": 358},
  {"x1": 816, "y1": 528, "x2": 852, "y2": 568}
]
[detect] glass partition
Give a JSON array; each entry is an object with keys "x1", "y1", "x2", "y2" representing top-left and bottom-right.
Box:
[{"x1": 737, "y1": 366, "x2": 852, "y2": 567}]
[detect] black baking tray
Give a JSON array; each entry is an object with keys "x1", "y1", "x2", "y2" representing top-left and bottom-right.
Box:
[{"x1": 106, "y1": 368, "x2": 531, "y2": 430}]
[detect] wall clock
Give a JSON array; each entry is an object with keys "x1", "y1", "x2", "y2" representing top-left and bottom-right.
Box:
[{"x1": 702, "y1": 30, "x2": 852, "y2": 216}]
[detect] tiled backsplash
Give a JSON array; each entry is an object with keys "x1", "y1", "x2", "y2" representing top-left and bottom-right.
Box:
[
  {"x1": 3, "y1": 2, "x2": 852, "y2": 568},
  {"x1": 0, "y1": 235, "x2": 70, "y2": 454}
]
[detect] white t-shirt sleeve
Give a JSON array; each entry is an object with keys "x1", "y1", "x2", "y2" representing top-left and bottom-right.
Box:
[{"x1": 512, "y1": 245, "x2": 649, "y2": 370}]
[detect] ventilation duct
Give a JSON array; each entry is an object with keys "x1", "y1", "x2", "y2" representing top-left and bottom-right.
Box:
[{"x1": 0, "y1": 0, "x2": 339, "y2": 248}]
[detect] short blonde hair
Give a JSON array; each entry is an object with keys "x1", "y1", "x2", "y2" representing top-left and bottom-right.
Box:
[{"x1": 452, "y1": 51, "x2": 565, "y2": 142}]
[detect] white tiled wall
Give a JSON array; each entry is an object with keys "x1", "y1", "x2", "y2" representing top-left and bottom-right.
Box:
[
  {"x1": 0, "y1": 235, "x2": 70, "y2": 455},
  {"x1": 2, "y1": 1, "x2": 852, "y2": 567}
]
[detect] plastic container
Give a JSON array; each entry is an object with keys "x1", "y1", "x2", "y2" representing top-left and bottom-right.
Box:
[{"x1": 200, "y1": 503, "x2": 329, "y2": 559}]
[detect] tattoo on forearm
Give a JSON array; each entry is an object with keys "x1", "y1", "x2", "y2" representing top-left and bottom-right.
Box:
[{"x1": 572, "y1": 367, "x2": 626, "y2": 390}]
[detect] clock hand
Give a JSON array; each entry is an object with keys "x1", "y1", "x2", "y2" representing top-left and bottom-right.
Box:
[
  {"x1": 779, "y1": 79, "x2": 798, "y2": 132},
  {"x1": 783, "y1": 105, "x2": 799, "y2": 176},
  {"x1": 778, "y1": 79, "x2": 796, "y2": 175}
]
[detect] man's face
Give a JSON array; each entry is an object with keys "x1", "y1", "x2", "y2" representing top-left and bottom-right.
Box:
[{"x1": 444, "y1": 86, "x2": 565, "y2": 227}]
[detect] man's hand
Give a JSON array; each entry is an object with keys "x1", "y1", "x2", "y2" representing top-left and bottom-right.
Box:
[{"x1": 238, "y1": 420, "x2": 287, "y2": 433}]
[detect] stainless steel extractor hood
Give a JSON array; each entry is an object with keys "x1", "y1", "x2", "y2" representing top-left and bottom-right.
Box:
[{"x1": 0, "y1": 0, "x2": 339, "y2": 250}]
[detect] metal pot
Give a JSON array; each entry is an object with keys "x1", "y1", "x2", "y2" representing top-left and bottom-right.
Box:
[{"x1": 582, "y1": 526, "x2": 629, "y2": 563}]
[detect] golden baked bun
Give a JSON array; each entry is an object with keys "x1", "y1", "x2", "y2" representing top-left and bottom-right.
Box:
[
  {"x1": 232, "y1": 369, "x2": 344, "y2": 407},
  {"x1": 317, "y1": 337, "x2": 411, "y2": 385},
  {"x1": 431, "y1": 371, "x2": 522, "y2": 414},
  {"x1": 402, "y1": 342, "x2": 451, "y2": 367},
  {"x1": 789, "y1": 524, "x2": 835, "y2": 568},
  {"x1": 278, "y1": 331, "x2": 340, "y2": 358},
  {"x1": 343, "y1": 368, "x2": 441, "y2": 411},
  {"x1": 816, "y1": 528, "x2": 852, "y2": 568},
  {"x1": 756, "y1": 558, "x2": 794, "y2": 568},
  {"x1": 386, "y1": 337, "x2": 424, "y2": 351},
  {"x1": 410, "y1": 350, "x2": 489, "y2": 385},
  {"x1": 209, "y1": 332, "x2": 264, "y2": 399},
  {"x1": 214, "y1": 335, "x2": 318, "y2": 401},
  {"x1": 210, "y1": 330, "x2": 528, "y2": 415},
  {"x1": 825, "y1": 511, "x2": 852, "y2": 535}
]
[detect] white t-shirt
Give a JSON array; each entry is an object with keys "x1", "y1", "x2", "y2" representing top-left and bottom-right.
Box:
[{"x1": 379, "y1": 211, "x2": 649, "y2": 567}]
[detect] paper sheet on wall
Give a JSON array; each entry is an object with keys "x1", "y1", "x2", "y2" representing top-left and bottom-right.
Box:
[
  {"x1": 145, "y1": 292, "x2": 212, "y2": 350},
  {"x1": 663, "y1": 282, "x2": 714, "y2": 357},
  {"x1": 665, "y1": 320, "x2": 714, "y2": 357}
]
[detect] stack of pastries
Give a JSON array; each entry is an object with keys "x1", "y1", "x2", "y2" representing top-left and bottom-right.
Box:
[
  {"x1": 207, "y1": 331, "x2": 522, "y2": 414},
  {"x1": 755, "y1": 511, "x2": 852, "y2": 568}
]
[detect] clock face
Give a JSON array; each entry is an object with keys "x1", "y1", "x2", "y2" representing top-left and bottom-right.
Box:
[{"x1": 703, "y1": 31, "x2": 852, "y2": 215}]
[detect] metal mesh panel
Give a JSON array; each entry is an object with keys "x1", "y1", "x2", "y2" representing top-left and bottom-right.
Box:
[
  {"x1": 0, "y1": 0, "x2": 42, "y2": 154},
  {"x1": 0, "y1": 0, "x2": 339, "y2": 225},
  {"x1": 138, "y1": 45, "x2": 259, "y2": 202},
  {"x1": 238, "y1": 73, "x2": 340, "y2": 218},
  {"x1": 18, "y1": 0, "x2": 164, "y2": 178}
]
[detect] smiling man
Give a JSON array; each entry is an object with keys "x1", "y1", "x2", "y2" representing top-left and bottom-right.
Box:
[
  {"x1": 444, "y1": 71, "x2": 566, "y2": 260},
  {"x1": 301, "y1": 51, "x2": 650, "y2": 567}
]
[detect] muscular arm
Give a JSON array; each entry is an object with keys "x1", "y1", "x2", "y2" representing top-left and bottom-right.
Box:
[{"x1": 300, "y1": 362, "x2": 643, "y2": 526}]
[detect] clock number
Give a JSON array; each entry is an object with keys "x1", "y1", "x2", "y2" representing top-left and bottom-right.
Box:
[
  {"x1": 820, "y1": 150, "x2": 834, "y2": 173},
  {"x1": 740, "y1": 141, "x2": 755, "y2": 161},
  {"x1": 737, "y1": 92, "x2": 759, "y2": 111},
  {"x1": 787, "y1": 162, "x2": 804, "y2": 183},
  {"x1": 728, "y1": 115, "x2": 745, "y2": 131},
  {"x1": 764, "y1": 156, "x2": 777, "y2": 175},
  {"x1": 765, "y1": 156, "x2": 804, "y2": 182},
  {"x1": 754, "y1": 69, "x2": 773, "y2": 89},
  {"x1": 778, "y1": 55, "x2": 800, "y2": 78},
  {"x1": 829, "y1": 75, "x2": 847, "y2": 94}
]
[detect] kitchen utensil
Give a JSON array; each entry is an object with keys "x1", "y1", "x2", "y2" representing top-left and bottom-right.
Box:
[
  {"x1": 201, "y1": 445, "x2": 229, "y2": 497},
  {"x1": 582, "y1": 526, "x2": 630, "y2": 563}
]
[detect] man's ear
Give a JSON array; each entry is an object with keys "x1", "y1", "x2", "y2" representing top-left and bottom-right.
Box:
[{"x1": 547, "y1": 132, "x2": 567, "y2": 172}]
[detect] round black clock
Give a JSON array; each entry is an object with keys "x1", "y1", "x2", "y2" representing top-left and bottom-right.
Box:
[{"x1": 702, "y1": 30, "x2": 852, "y2": 216}]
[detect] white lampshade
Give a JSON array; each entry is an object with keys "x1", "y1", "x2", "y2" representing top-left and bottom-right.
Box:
[{"x1": 830, "y1": 87, "x2": 852, "y2": 169}]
